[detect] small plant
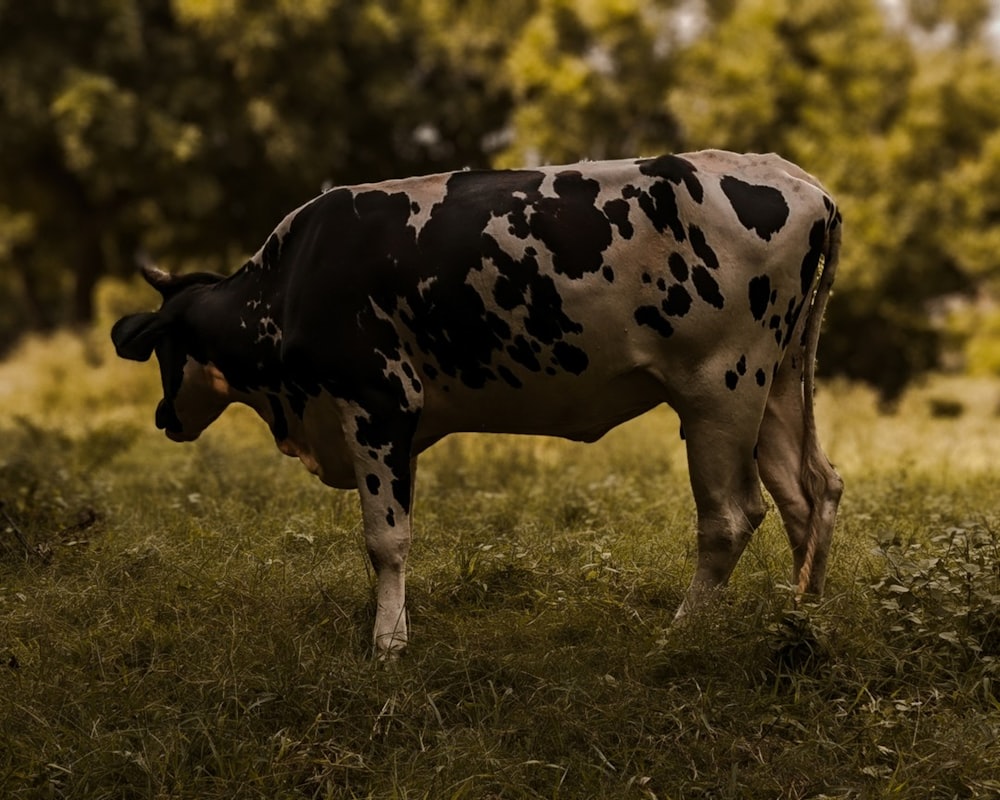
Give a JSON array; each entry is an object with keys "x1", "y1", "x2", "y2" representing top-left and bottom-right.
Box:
[
  {"x1": 872, "y1": 521, "x2": 1000, "y2": 660},
  {"x1": 766, "y1": 608, "x2": 832, "y2": 679}
]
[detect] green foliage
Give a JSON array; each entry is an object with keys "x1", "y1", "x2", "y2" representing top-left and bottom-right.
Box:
[
  {"x1": 0, "y1": 0, "x2": 519, "y2": 347},
  {"x1": 668, "y1": 0, "x2": 914, "y2": 157},
  {"x1": 497, "y1": 0, "x2": 683, "y2": 166},
  {"x1": 873, "y1": 522, "x2": 1000, "y2": 663},
  {"x1": 956, "y1": 305, "x2": 1000, "y2": 376},
  {"x1": 906, "y1": 0, "x2": 994, "y2": 43}
]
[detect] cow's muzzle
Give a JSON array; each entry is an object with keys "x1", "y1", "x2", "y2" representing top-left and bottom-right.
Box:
[{"x1": 155, "y1": 398, "x2": 196, "y2": 441}]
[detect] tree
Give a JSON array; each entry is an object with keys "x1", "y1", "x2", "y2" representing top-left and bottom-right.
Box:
[
  {"x1": 498, "y1": 0, "x2": 684, "y2": 167},
  {"x1": 0, "y1": 0, "x2": 525, "y2": 351},
  {"x1": 0, "y1": 0, "x2": 249, "y2": 344}
]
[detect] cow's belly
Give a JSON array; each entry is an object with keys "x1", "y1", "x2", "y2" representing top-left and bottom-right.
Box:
[{"x1": 416, "y1": 365, "x2": 668, "y2": 445}]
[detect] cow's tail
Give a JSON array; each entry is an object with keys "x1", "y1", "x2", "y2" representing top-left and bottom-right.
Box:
[{"x1": 796, "y1": 204, "x2": 844, "y2": 597}]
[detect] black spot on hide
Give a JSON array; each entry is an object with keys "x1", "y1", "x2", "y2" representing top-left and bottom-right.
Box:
[
  {"x1": 530, "y1": 170, "x2": 613, "y2": 280},
  {"x1": 748, "y1": 275, "x2": 771, "y2": 321},
  {"x1": 688, "y1": 225, "x2": 719, "y2": 270},
  {"x1": 634, "y1": 155, "x2": 704, "y2": 243},
  {"x1": 506, "y1": 335, "x2": 542, "y2": 372},
  {"x1": 634, "y1": 305, "x2": 674, "y2": 338},
  {"x1": 637, "y1": 155, "x2": 704, "y2": 202},
  {"x1": 603, "y1": 198, "x2": 633, "y2": 239},
  {"x1": 552, "y1": 341, "x2": 589, "y2": 375},
  {"x1": 721, "y1": 175, "x2": 790, "y2": 241},
  {"x1": 353, "y1": 410, "x2": 417, "y2": 513},
  {"x1": 668, "y1": 252, "x2": 689, "y2": 282},
  {"x1": 497, "y1": 365, "x2": 523, "y2": 388},
  {"x1": 692, "y1": 266, "x2": 724, "y2": 309},
  {"x1": 801, "y1": 218, "x2": 827, "y2": 294},
  {"x1": 662, "y1": 284, "x2": 692, "y2": 317}
]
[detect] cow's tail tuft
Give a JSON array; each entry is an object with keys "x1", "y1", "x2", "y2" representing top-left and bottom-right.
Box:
[{"x1": 796, "y1": 206, "x2": 843, "y2": 597}]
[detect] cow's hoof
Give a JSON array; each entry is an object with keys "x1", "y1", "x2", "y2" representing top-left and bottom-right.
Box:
[{"x1": 375, "y1": 646, "x2": 406, "y2": 663}]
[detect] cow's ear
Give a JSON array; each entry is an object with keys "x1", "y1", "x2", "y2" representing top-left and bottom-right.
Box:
[{"x1": 111, "y1": 312, "x2": 167, "y2": 362}]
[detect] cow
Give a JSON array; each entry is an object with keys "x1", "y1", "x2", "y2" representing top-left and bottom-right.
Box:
[{"x1": 112, "y1": 150, "x2": 843, "y2": 658}]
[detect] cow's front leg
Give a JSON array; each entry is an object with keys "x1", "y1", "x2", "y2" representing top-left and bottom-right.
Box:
[
  {"x1": 359, "y1": 473, "x2": 412, "y2": 657},
  {"x1": 340, "y1": 402, "x2": 418, "y2": 658}
]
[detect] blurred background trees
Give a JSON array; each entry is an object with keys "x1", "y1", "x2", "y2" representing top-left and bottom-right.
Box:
[{"x1": 2, "y1": 0, "x2": 999, "y2": 399}]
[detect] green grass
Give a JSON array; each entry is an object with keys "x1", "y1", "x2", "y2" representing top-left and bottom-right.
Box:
[{"x1": 2, "y1": 327, "x2": 1000, "y2": 798}]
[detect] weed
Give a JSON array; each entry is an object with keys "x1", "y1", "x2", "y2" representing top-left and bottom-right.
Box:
[
  {"x1": 766, "y1": 608, "x2": 832, "y2": 679},
  {"x1": 873, "y1": 520, "x2": 1000, "y2": 665}
]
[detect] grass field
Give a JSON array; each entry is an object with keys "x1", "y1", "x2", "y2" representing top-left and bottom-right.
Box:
[{"x1": 2, "y1": 326, "x2": 1000, "y2": 799}]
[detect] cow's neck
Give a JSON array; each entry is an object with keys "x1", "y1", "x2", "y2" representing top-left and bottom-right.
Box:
[
  {"x1": 184, "y1": 268, "x2": 314, "y2": 448},
  {"x1": 182, "y1": 270, "x2": 283, "y2": 390}
]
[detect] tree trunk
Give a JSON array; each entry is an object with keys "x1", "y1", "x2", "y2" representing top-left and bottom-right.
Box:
[
  {"x1": 71, "y1": 230, "x2": 104, "y2": 327},
  {"x1": 14, "y1": 243, "x2": 57, "y2": 332}
]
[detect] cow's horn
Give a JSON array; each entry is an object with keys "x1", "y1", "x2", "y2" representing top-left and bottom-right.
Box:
[{"x1": 141, "y1": 263, "x2": 176, "y2": 292}]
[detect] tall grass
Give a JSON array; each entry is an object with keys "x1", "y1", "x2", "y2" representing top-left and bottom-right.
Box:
[{"x1": 2, "y1": 323, "x2": 1000, "y2": 799}]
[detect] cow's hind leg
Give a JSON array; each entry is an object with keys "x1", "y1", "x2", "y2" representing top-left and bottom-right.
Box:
[
  {"x1": 759, "y1": 210, "x2": 843, "y2": 596},
  {"x1": 674, "y1": 407, "x2": 769, "y2": 618},
  {"x1": 757, "y1": 355, "x2": 843, "y2": 596}
]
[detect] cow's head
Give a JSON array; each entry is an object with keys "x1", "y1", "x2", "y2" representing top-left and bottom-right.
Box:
[{"x1": 112, "y1": 266, "x2": 230, "y2": 442}]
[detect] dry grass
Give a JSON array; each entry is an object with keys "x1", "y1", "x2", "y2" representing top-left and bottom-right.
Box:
[{"x1": 2, "y1": 324, "x2": 1000, "y2": 798}]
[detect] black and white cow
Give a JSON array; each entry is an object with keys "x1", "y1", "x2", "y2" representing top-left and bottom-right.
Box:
[{"x1": 112, "y1": 150, "x2": 843, "y2": 657}]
